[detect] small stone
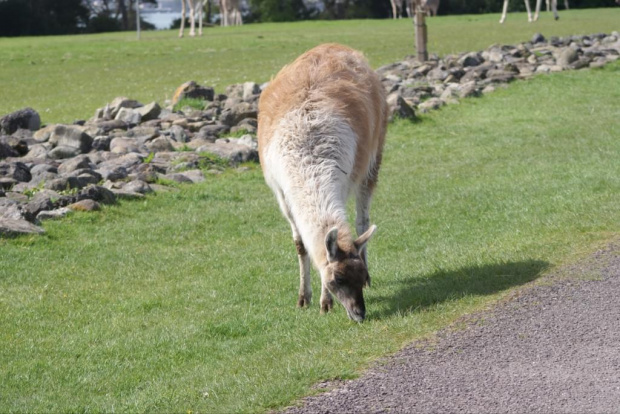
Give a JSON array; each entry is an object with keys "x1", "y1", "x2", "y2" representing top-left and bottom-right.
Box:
[
  {"x1": 68, "y1": 199, "x2": 101, "y2": 212},
  {"x1": 37, "y1": 207, "x2": 71, "y2": 221}
]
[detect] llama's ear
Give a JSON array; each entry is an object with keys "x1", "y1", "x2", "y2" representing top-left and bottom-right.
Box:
[
  {"x1": 325, "y1": 227, "x2": 339, "y2": 262},
  {"x1": 354, "y1": 225, "x2": 377, "y2": 252}
]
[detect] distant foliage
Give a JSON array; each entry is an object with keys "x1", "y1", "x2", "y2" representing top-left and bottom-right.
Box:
[{"x1": 0, "y1": 0, "x2": 89, "y2": 36}]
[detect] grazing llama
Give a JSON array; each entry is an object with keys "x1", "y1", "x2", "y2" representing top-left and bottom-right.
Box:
[
  {"x1": 391, "y1": 0, "x2": 440, "y2": 18},
  {"x1": 499, "y1": 0, "x2": 559, "y2": 23},
  {"x1": 179, "y1": 0, "x2": 204, "y2": 37},
  {"x1": 257, "y1": 44, "x2": 388, "y2": 322},
  {"x1": 220, "y1": 0, "x2": 243, "y2": 26}
]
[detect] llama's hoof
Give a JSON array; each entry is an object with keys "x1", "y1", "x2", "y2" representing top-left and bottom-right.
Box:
[{"x1": 297, "y1": 295, "x2": 311, "y2": 308}]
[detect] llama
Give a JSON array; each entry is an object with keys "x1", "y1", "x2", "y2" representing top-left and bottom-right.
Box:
[
  {"x1": 179, "y1": 0, "x2": 204, "y2": 37},
  {"x1": 220, "y1": 0, "x2": 243, "y2": 26},
  {"x1": 257, "y1": 44, "x2": 388, "y2": 322},
  {"x1": 499, "y1": 0, "x2": 558, "y2": 23},
  {"x1": 394, "y1": 0, "x2": 440, "y2": 19}
]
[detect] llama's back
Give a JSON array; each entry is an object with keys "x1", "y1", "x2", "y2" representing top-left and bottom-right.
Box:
[{"x1": 258, "y1": 44, "x2": 388, "y2": 186}]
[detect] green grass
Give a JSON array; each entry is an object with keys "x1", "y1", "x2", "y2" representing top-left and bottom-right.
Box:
[
  {"x1": 1, "y1": 8, "x2": 619, "y2": 123},
  {"x1": 2, "y1": 56, "x2": 619, "y2": 412}
]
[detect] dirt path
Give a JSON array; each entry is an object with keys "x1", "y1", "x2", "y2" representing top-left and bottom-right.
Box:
[{"x1": 284, "y1": 241, "x2": 620, "y2": 413}]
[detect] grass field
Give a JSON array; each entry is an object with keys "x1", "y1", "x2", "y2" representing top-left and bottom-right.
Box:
[
  {"x1": 2, "y1": 11, "x2": 620, "y2": 413},
  {"x1": 1, "y1": 8, "x2": 619, "y2": 123}
]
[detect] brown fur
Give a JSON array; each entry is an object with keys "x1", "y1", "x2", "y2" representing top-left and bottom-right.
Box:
[{"x1": 258, "y1": 43, "x2": 388, "y2": 186}]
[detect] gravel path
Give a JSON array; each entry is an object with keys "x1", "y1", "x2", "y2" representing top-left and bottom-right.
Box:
[{"x1": 284, "y1": 241, "x2": 620, "y2": 413}]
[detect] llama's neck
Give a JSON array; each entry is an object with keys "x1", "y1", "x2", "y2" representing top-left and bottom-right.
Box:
[{"x1": 269, "y1": 109, "x2": 358, "y2": 265}]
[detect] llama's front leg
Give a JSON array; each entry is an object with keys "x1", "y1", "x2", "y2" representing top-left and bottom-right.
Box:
[
  {"x1": 499, "y1": 0, "x2": 509, "y2": 23},
  {"x1": 295, "y1": 238, "x2": 312, "y2": 307},
  {"x1": 275, "y1": 190, "x2": 311, "y2": 307},
  {"x1": 320, "y1": 282, "x2": 333, "y2": 313},
  {"x1": 356, "y1": 187, "x2": 372, "y2": 267},
  {"x1": 525, "y1": 0, "x2": 534, "y2": 22}
]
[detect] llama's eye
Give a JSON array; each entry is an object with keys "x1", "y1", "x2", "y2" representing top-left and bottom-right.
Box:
[{"x1": 335, "y1": 277, "x2": 346, "y2": 286}]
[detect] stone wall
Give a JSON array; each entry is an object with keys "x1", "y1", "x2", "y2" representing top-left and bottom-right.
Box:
[{"x1": 1, "y1": 32, "x2": 619, "y2": 236}]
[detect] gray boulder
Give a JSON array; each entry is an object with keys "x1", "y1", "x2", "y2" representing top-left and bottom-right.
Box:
[
  {"x1": 58, "y1": 155, "x2": 93, "y2": 175},
  {"x1": 49, "y1": 125, "x2": 93, "y2": 154},
  {"x1": 115, "y1": 108, "x2": 142, "y2": 125},
  {"x1": 136, "y1": 102, "x2": 161, "y2": 121},
  {"x1": 386, "y1": 93, "x2": 416, "y2": 120},
  {"x1": 0, "y1": 217, "x2": 45, "y2": 236},
  {"x1": 0, "y1": 161, "x2": 31, "y2": 183},
  {"x1": 195, "y1": 141, "x2": 258, "y2": 163},
  {"x1": 171, "y1": 81, "x2": 215, "y2": 105},
  {"x1": 557, "y1": 48, "x2": 579, "y2": 67},
  {"x1": 0, "y1": 108, "x2": 40, "y2": 135},
  {"x1": 219, "y1": 102, "x2": 258, "y2": 127},
  {"x1": 0, "y1": 141, "x2": 18, "y2": 160}
]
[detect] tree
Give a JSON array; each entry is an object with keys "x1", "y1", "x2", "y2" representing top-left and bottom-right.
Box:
[
  {"x1": 0, "y1": 0, "x2": 89, "y2": 36},
  {"x1": 249, "y1": 0, "x2": 312, "y2": 22}
]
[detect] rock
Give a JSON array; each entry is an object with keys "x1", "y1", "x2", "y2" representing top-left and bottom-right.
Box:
[
  {"x1": 109, "y1": 137, "x2": 142, "y2": 154},
  {"x1": 49, "y1": 145, "x2": 82, "y2": 160},
  {"x1": 115, "y1": 108, "x2": 142, "y2": 125},
  {"x1": 163, "y1": 173, "x2": 194, "y2": 184},
  {"x1": 418, "y1": 97, "x2": 445, "y2": 113},
  {"x1": 557, "y1": 48, "x2": 579, "y2": 67},
  {"x1": 49, "y1": 125, "x2": 93, "y2": 154},
  {"x1": 178, "y1": 169, "x2": 205, "y2": 183},
  {"x1": 94, "y1": 119, "x2": 129, "y2": 132},
  {"x1": 0, "y1": 217, "x2": 45, "y2": 236},
  {"x1": 92, "y1": 135, "x2": 112, "y2": 151},
  {"x1": 23, "y1": 190, "x2": 61, "y2": 221},
  {"x1": 195, "y1": 141, "x2": 258, "y2": 163},
  {"x1": 58, "y1": 154, "x2": 92, "y2": 175},
  {"x1": 44, "y1": 176, "x2": 82, "y2": 191},
  {"x1": 169, "y1": 125, "x2": 189, "y2": 143},
  {"x1": 0, "y1": 108, "x2": 40, "y2": 135},
  {"x1": 485, "y1": 69, "x2": 515, "y2": 82},
  {"x1": 386, "y1": 93, "x2": 416, "y2": 120},
  {"x1": 68, "y1": 199, "x2": 100, "y2": 212},
  {"x1": 1, "y1": 135, "x2": 29, "y2": 156},
  {"x1": 171, "y1": 81, "x2": 215, "y2": 105},
  {"x1": 427, "y1": 66, "x2": 450, "y2": 82},
  {"x1": 458, "y1": 81, "x2": 479, "y2": 98},
  {"x1": 196, "y1": 124, "x2": 230, "y2": 139},
  {"x1": 219, "y1": 102, "x2": 258, "y2": 127},
  {"x1": 109, "y1": 97, "x2": 142, "y2": 118},
  {"x1": 458, "y1": 52, "x2": 484, "y2": 67},
  {"x1": 122, "y1": 180, "x2": 152, "y2": 194},
  {"x1": 1, "y1": 202, "x2": 23, "y2": 220},
  {"x1": 0, "y1": 161, "x2": 31, "y2": 182},
  {"x1": 243, "y1": 82, "x2": 261, "y2": 101},
  {"x1": 136, "y1": 102, "x2": 161, "y2": 121},
  {"x1": 96, "y1": 165, "x2": 128, "y2": 182},
  {"x1": 0, "y1": 141, "x2": 19, "y2": 160},
  {"x1": 532, "y1": 33, "x2": 546, "y2": 44},
  {"x1": 77, "y1": 185, "x2": 116, "y2": 205},
  {"x1": 37, "y1": 207, "x2": 71, "y2": 221},
  {"x1": 145, "y1": 136, "x2": 175, "y2": 153}
]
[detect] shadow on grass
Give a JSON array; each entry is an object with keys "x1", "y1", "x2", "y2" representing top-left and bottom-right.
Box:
[{"x1": 371, "y1": 259, "x2": 549, "y2": 320}]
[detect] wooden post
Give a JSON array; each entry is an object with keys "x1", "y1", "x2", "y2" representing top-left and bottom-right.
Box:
[
  {"x1": 413, "y1": 1, "x2": 428, "y2": 62},
  {"x1": 136, "y1": 0, "x2": 141, "y2": 40}
]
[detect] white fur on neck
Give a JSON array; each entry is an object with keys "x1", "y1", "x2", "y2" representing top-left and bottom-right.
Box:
[{"x1": 263, "y1": 106, "x2": 357, "y2": 263}]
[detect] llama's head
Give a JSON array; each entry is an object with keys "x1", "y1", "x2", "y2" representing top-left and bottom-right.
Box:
[{"x1": 322, "y1": 225, "x2": 376, "y2": 322}]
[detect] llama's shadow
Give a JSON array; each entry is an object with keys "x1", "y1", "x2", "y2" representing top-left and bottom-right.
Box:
[{"x1": 370, "y1": 259, "x2": 549, "y2": 320}]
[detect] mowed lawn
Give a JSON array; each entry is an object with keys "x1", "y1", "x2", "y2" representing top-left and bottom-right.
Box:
[
  {"x1": 2, "y1": 11, "x2": 620, "y2": 413},
  {"x1": 2, "y1": 54, "x2": 620, "y2": 411},
  {"x1": 0, "y1": 8, "x2": 619, "y2": 123}
]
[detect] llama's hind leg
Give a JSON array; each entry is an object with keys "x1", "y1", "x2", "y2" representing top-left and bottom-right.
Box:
[{"x1": 275, "y1": 190, "x2": 311, "y2": 307}]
